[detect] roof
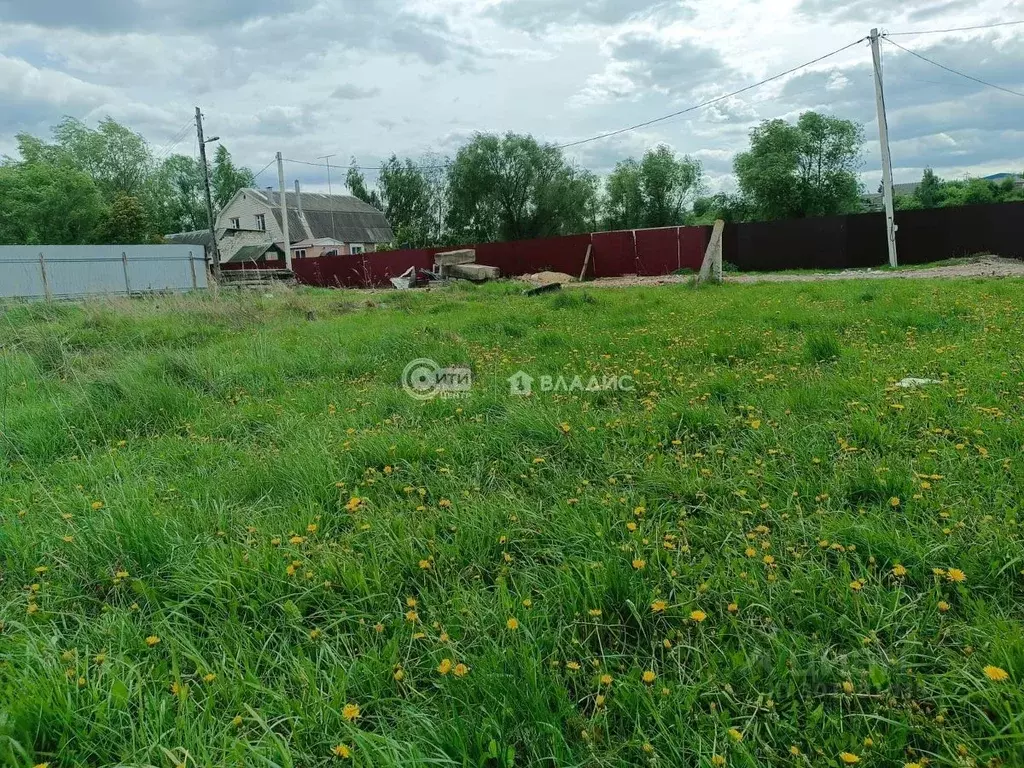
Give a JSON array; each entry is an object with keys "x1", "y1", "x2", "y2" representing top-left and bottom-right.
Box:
[
  {"x1": 227, "y1": 243, "x2": 286, "y2": 264},
  {"x1": 249, "y1": 189, "x2": 394, "y2": 244},
  {"x1": 165, "y1": 230, "x2": 213, "y2": 248}
]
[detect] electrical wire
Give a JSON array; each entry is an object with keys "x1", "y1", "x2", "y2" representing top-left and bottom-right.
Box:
[
  {"x1": 284, "y1": 157, "x2": 450, "y2": 171},
  {"x1": 253, "y1": 158, "x2": 277, "y2": 179},
  {"x1": 555, "y1": 37, "x2": 868, "y2": 149},
  {"x1": 886, "y1": 20, "x2": 1024, "y2": 37},
  {"x1": 153, "y1": 118, "x2": 197, "y2": 162},
  {"x1": 883, "y1": 37, "x2": 1024, "y2": 98}
]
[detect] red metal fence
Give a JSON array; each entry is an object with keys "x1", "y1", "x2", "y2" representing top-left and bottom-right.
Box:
[{"x1": 225, "y1": 201, "x2": 1024, "y2": 288}]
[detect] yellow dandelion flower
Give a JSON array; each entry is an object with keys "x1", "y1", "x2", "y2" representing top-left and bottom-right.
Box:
[
  {"x1": 626, "y1": 521, "x2": 638, "y2": 532},
  {"x1": 203, "y1": 673, "x2": 217, "y2": 683},
  {"x1": 331, "y1": 744, "x2": 352, "y2": 759},
  {"x1": 145, "y1": 635, "x2": 161, "y2": 647},
  {"x1": 842, "y1": 680, "x2": 855, "y2": 694},
  {"x1": 438, "y1": 499, "x2": 452, "y2": 508},
  {"x1": 632, "y1": 558, "x2": 646, "y2": 570},
  {"x1": 904, "y1": 763, "x2": 923, "y2": 768},
  {"x1": 418, "y1": 559, "x2": 432, "y2": 570},
  {"x1": 341, "y1": 703, "x2": 360, "y2": 721},
  {"x1": 34, "y1": 566, "x2": 49, "y2": 574},
  {"x1": 789, "y1": 746, "x2": 801, "y2": 756},
  {"x1": 938, "y1": 600, "x2": 951, "y2": 613},
  {"x1": 345, "y1": 497, "x2": 362, "y2": 512},
  {"x1": 600, "y1": 673, "x2": 613, "y2": 685},
  {"x1": 393, "y1": 667, "x2": 405, "y2": 682},
  {"x1": 839, "y1": 752, "x2": 860, "y2": 764},
  {"x1": 727, "y1": 603, "x2": 739, "y2": 614},
  {"x1": 983, "y1": 665, "x2": 1009, "y2": 682},
  {"x1": 651, "y1": 600, "x2": 668, "y2": 613},
  {"x1": 744, "y1": 547, "x2": 757, "y2": 558},
  {"x1": 947, "y1": 568, "x2": 966, "y2": 583},
  {"x1": 728, "y1": 728, "x2": 743, "y2": 742},
  {"x1": 405, "y1": 610, "x2": 419, "y2": 623},
  {"x1": 690, "y1": 610, "x2": 707, "y2": 623},
  {"x1": 453, "y1": 663, "x2": 469, "y2": 677},
  {"x1": 588, "y1": 609, "x2": 602, "y2": 617},
  {"x1": 438, "y1": 658, "x2": 453, "y2": 675},
  {"x1": 642, "y1": 670, "x2": 656, "y2": 685},
  {"x1": 712, "y1": 756, "x2": 726, "y2": 767},
  {"x1": 566, "y1": 661, "x2": 581, "y2": 671},
  {"x1": 595, "y1": 694, "x2": 606, "y2": 707},
  {"x1": 231, "y1": 715, "x2": 243, "y2": 727},
  {"x1": 91, "y1": 501, "x2": 104, "y2": 510},
  {"x1": 850, "y1": 579, "x2": 864, "y2": 592},
  {"x1": 506, "y1": 617, "x2": 520, "y2": 630},
  {"x1": 892, "y1": 564, "x2": 907, "y2": 577}
]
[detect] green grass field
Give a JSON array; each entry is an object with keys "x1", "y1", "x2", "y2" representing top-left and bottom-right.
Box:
[{"x1": 2, "y1": 278, "x2": 1022, "y2": 768}]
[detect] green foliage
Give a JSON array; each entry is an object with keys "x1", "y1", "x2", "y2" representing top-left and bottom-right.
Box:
[
  {"x1": 899, "y1": 169, "x2": 1024, "y2": 212},
  {"x1": 604, "y1": 145, "x2": 704, "y2": 230},
  {"x1": 211, "y1": 145, "x2": 255, "y2": 209},
  {"x1": 1, "y1": 279, "x2": 1023, "y2": 766},
  {"x1": 446, "y1": 133, "x2": 598, "y2": 242},
  {"x1": 94, "y1": 194, "x2": 152, "y2": 244},
  {"x1": 346, "y1": 162, "x2": 382, "y2": 210},
  {"x1": 0, "y1": 160, "x2": 106, "y2": 244},
  {"x1": 734, "y1": 112, "x2": 865, "y2": 220},
  {"x1": 914, "y1": 168, "x2": 943, "y2": 208}
]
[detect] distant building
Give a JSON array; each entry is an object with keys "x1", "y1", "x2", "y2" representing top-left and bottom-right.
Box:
[{"x1": 216, "y1": 187, "x2": 394, "y2": 264}]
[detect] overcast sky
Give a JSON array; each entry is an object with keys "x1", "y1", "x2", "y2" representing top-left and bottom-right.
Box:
[{"x1": 1, "y1": 0, "x2": 1022, "y2": 194}]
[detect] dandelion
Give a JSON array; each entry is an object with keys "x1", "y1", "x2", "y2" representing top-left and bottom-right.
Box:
[
  {"x1": 506, "y1": 617, "x2": 520, "y2": 630},
  {"x1": 842, "y1": 680, "x2": 855, "y2": 694},
  {"x1": 892, "y1": 564, "x2": 907, "y2": 577},
  {"x1": 762, "y1": 555, "x2": 775, "y2": 565},
  {"x1": 850, "y1": 579, "x2": 865, "y2": 592},
  {"x1": 231, "y1": 715, "x2": 243, "y2": 727},
  {"x1": 595, "y1": 694, "x2": 606, "y2": 707},
  {"x1": 889, "y1": 497, "x2": 901, "y2": 507},
  {"x1": 626, "y1": 521, "x2": 638, "y2": 532},
  {"x1": 642, "y1": 670, "x2": 656, "y2": 685},
  {"x1": 727, "y1": 603, "x2": 739, "y2": 614},
  {"x1": 405, "y1": 610, "x2": 419, "y2": 623},
  {"x1": 418, "y1": 560, "x2": 432, "y2": 570},
  {"x1": 27, "y1": 603, "x2": 39, "y2": 615},
  {"x1": 453, "y1": 663, "x2": 469, "y2": 677},
  {"x1": 309, "y1": 629, "x2": 322, "y2": 640},
  {"x1": 651, "y1": 600, "x2": 668, "y2": 613},
  {"x1": 600, "y1": 673, "x2": 613, "y2": 686},
  {"x1": 393, "y1": 667, "x2": 405, "y2": 682},
  {"x1": 983, "y1": 665, "x2": 1009, "y2": 682},
  {"x1": 789, "y1": 746, "x2": 801, "y2": 756},
  {"x1": 566, "y1": 661, "x2": 581, "y2": 671},
  {"x1": 345, "y1": 497, "x2": 362, "y2": 512},
  {"x1": 938, "y1": 600, "x2": 951, "y2": 613},
  {"x1": 438, "y1": 499, "x2": 452, "y2": 508},
  {"x1": 203, "y1": 673, "x2": 217, "y2": 683},
  {"x1": 712, "y1": 756, "x2": 726, "y2": 767},
  {"x1": 947, "y1": 568, "x2": 966, "y2": 583},
  {"x1": 438, "y1": 659, "x2": 453, "y2": 675},
  {"x1": 728, "y1": 728, "x2": 743, "y2": 742},
  {"x1": 904, "y1": 763, "x2": 922, "y2": 768},
  {"x1": 745, "y1": 547, "x2": 757, "y2": 558},
  {"x1": 289, "y1": 535, "x2": 305, "y2": 545},
  {"x1": 331, "y1": 744, "x2": 352, "y2": 759},
  {"x1": 341, "y1": 703, "x2": 360, "y2": 721},
  {"x1": 588, "y1": 609, "x2": 602, "y2": 617},
  {"x1": 145, "y1": 635, "x2": 161, "y2": 647},
  {"x1": 632, "y1": 558, "x2": 646, "y2": 570},
  {"x1": 91, "y1": 501, "x2": 104, "y2": 510},
  {"x1": 690, "y1": 610, "x2": 707, "y2": 623},
  {"x1": 839, "y1": 753, "x2": 860, "y2": 764},
  {"x1": 34, "y1": 566, "x2": 48, "y2": 574}
]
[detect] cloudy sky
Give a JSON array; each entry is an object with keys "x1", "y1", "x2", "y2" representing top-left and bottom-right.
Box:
[{"x1": 1, "y1": 0, "x2": 1022, "y2": 194}]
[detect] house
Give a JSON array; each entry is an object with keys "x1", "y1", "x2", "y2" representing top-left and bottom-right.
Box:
[
  {"x1": 165, "y1": 228, "x2": 287, "y2": 267},
  {"x1": 216, "y1": 186, "x2": 394, "y2": 262}
]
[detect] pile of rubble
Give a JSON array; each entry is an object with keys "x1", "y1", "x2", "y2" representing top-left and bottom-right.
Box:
[{"x1": 390, "y1": 249, "x2": 501, "y2": 290}]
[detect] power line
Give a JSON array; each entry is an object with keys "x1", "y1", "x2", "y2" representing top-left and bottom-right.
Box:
[
  {"x1": 883, "y1": 37, "x2": 1024, "y2": 98},
  {"x1": 887, "y1": 20, "x2": 1024, "y2": 37},
  {"x1": 284, "y1": 157, "x2": 450, "y2": 171},
  {"x1": 555, "y1": 37, "x2": 869, "y2": 150},
  {"x1": 153, "y1": 118, "x2": 197, "y2": 162},
  {"x1": 253, "y1": 158, "x2": 277, "y2": 179}
]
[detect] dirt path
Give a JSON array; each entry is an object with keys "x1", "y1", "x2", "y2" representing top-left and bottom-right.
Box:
[{"x1": 580, "y1": 256, "x2": 1024, "y2": 288}]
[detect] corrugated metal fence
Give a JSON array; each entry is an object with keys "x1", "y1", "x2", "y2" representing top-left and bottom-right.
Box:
[
  {"x1": 0, "y1": 245, "x2": 208, "y2": 300},
  {"x1": 226, "y1": 200, "x2": 1024, "y2": 289}
]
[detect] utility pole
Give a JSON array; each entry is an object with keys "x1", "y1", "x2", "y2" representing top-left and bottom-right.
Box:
[
  {"x1": 277, "y1": 152, "x2": 293, "y2": 271},
  {"x1": 870, "y1": 29, "x2": 898, "y2": 268},
  {"x1": 195, "y1": 107, "x2": 222, "y2": 280},
  {"x1": 320, "y1": 154, "x2": 338, "y2": 241}
]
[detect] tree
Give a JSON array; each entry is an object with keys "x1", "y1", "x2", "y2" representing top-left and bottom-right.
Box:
[
  {"x1": 346, "y1": 162, "x2": 382, "y2": 210},
  {"x1": 0, "y1": 161, "x2": 105, "y2": 245},
  {"x1": 149, "y1": 155, "x2": 207, "y2": 234},
  {"x1": 211, "y1": 145, "x2": 255, "y2": 209},
  {"x1": 50, "y1": 117, "x2": 152, "y2": 202},
  {"x1": 914, "y1": 168, "x2": 943, "y2": 208},
  {"x1": 604, "y1": 146, "x2": 703, "y2": 229},
  {"x1": 734, "y1": 112, "x2": 864, "y2": 220},
  {"x1": 691, "y1": 193, "x2": 751, "y2": 224},
  {"x1": 446, "y1": 133, "x2": 597, "y2": 243},
  {"x1": 95, "y1": 195, "x2": 151, "y2": 244},
  {"x1": 377, "y1": 156, "x2": 434, "y2": 247}
]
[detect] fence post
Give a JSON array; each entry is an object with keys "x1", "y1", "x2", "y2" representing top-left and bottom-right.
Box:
[
  {"x1": 39, "y1": 252, "x2": 52, "y2": 302},
  {"x1": 121, "y1": 251, "x2": 131, "y2": 295},
  {"x1": 188, "y1": 250, "x2": 198, "y2": 289}
]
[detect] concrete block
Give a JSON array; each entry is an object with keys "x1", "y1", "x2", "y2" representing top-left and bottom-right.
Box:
[
  {"x1": 448, "y1": 263, "x2": 501, "y2": 282},
  {"x1": 434, "y1": 249, "x2": 477, "y2": 267}
]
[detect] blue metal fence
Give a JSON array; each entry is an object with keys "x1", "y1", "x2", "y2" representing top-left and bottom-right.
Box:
[{"x1": 0, "y1": 245, "x2": 208, "y2": 299}]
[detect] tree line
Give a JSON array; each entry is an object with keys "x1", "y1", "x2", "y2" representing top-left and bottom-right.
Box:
[
  {"x1": 3, "y1": 113, "x2": 1020, "y2": 249},
  {"x1": 0, "y1": 118, "x2": 254, "y2": 245}
]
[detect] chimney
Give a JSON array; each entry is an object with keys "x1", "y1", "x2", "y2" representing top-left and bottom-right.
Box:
[{"x1": 294, "y1": 179, "x2": 304, "y2": 218}]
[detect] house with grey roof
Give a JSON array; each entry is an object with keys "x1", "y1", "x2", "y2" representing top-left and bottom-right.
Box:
[{"x1": 214, "y1": 186, "x2": 394, "y2": 265}]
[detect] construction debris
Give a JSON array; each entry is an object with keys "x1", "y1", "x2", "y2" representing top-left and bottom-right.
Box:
[
  {"x1": 524, "y1": 271, "x2": 575, "y2": 287},
  {"x1": 431, "y1": 249, "x2": 502, "y2": 284},
  {"x1": 896, "y1": 377, "x2": 944, "y2": 388}
]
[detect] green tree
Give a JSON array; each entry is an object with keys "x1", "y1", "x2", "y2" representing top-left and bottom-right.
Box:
[
  {"x1": 914, "y1": 168, "x2": 943, "y2": 208},
  {"x1": 346, "y1": 162, "x2": 382, "y2": 210},
  {"x1": 691, "y1": 193, "x2": 751, "y2": 224},
  {"x1": 734, "y1": 112, "x2": 864, "y2": 220},
  {"x1": 378, "y1": 155, "x2": 433, "y2": 247},
  {"x1": 604, "y1": 145, "x2": 703, "y2": 229},
  {"x1": 94, "y1": 194, "x2": 151, "y2": 244},
  {"x1": 446, "y1": 133, "x2": 597, "y2": 243},
  {"x1": 211, "y1": 145, "x2": 255, "y2": 209},
  {"x1": 50, "y1": 117, "x2": 152, "y2": 202},
  {"x1": 0, "y1": 161, "x2": 105, "y2": 245}
]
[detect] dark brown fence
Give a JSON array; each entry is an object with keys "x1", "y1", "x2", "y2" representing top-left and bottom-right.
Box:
[
  {"x1": 723, "y1": 202, "x2": 1024, "y2": 271},
  {"x1": 226, "y1": 201, "x2": 1023, "y2": 288}
]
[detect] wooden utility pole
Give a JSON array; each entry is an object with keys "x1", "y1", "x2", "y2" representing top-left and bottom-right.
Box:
[
  {"x1": 195, "y1": 107, "x2": 222, "y2": 280},
  {"x1": 870, "y1": 29, "x2": 898, "y2": 268},
  {"x1": 277, "y1": 152, "x2": 293, "y2": 271}
]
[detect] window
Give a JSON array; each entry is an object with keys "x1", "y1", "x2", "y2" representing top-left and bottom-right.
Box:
[
  {"x1": 350, "y1": 244, "x2": 365, "y2": 255},
  {"x1": 255, "y1": 214, "x2": 266, "y2": 231},
  {"x1": 229, "y1": 217, "x2": 240, "y2": 229},
  {"x1": 266, "y1": 251, "x2": 279, "y2": 261},
  {"x1": 295, "y1": 249, "x2": 307, "y2": 259}
]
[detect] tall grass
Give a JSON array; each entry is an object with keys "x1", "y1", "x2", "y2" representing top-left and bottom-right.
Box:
[{"x1": 1, "y1": 278, "x2": 1023, "y2": 767}]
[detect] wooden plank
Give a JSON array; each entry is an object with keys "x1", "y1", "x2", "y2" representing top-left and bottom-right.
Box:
[{"x1": 579, "y1": 243, "x2": 593, "y2": 282}]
